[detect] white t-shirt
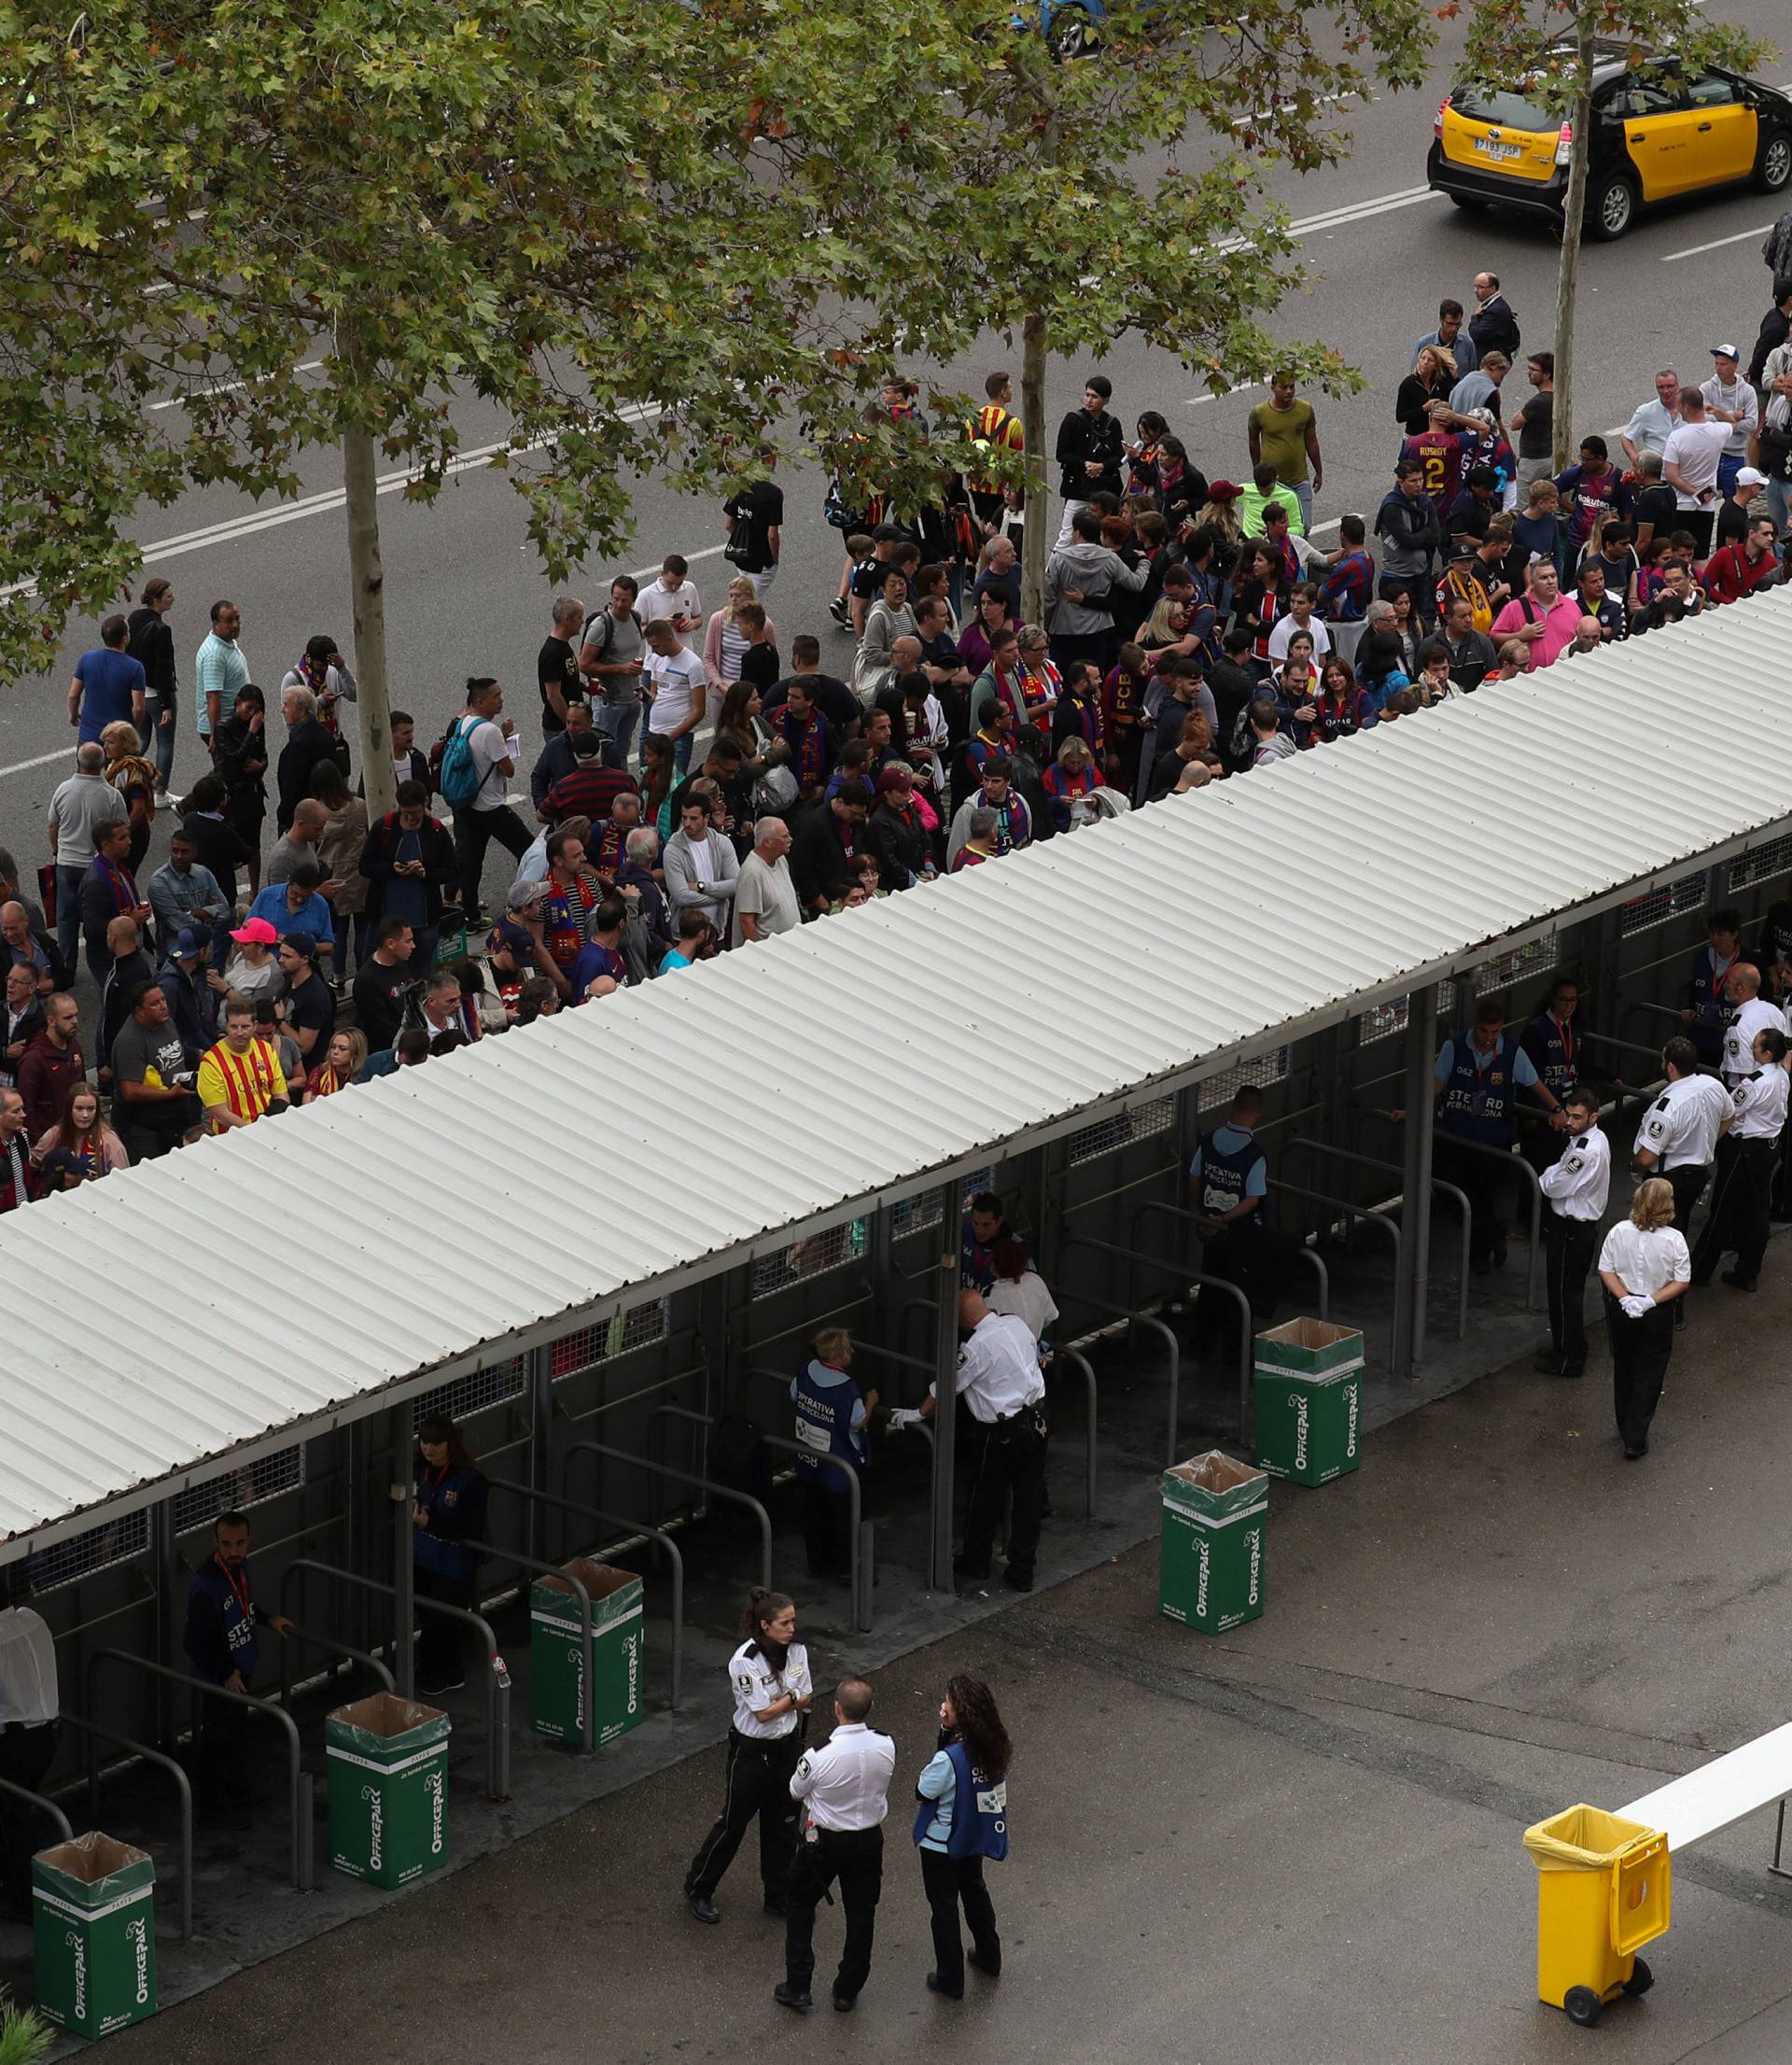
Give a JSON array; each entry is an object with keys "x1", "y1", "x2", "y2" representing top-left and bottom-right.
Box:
[
  {"x1": 1661, "y1": 420, "x2": 1730, "y2": 509},
  {"x1": 1267, "y1": 612, "x2": 1333, "y2": 664},
  {"x1": 645, "y1": 647, "x2": 706, "y2": 737},
  {"x1": 457, "y1": 712, "x2": 515, "y2": 811},
  {"x1": 639, "y1": 579, "x2": 702, "y2": 650},
  {"x1": 731, "y1": 851, "x2": 801, "y2": 947}
]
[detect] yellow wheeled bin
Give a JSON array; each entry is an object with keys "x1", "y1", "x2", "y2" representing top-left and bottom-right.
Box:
[{"x1": 1522, "y1": 1805, "x2": 1671, "y2": 2028}]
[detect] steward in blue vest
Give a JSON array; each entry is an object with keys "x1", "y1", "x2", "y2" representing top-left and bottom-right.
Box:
[
  {"x1": 413, "y1": 1418, "x2": 490, "y2": 1696},
  {"x1": 1520, "y1": 976, "x2": 1586, "y2": 1178},
  {"x1": 1685, "y1": 915, "x2": 1749, "y2": 1067},
  {"x1": 1186, "y1": 1088, "x2": 1278, "y2": 1318},
  {"x1": 1422, "y1": 1002, "x2": 1563, "y2": 1272},
  {"x1": 913, "y1": 1674, "x2": 1012, "y2": 1999},
  {"x1": 791, "y1": 1333, "x2": 874, "y2": 1580},
  {"x1": 183, "y1": 1512, "x2": 292, "y2": 1690}
]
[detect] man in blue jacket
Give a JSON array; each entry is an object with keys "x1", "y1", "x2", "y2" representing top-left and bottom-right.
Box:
[{"x1": 183, "y1": 1512, "x2": 291, "y2": 1799}]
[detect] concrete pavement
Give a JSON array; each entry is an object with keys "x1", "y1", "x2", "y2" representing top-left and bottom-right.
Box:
[{"x1": 89, "y1": 1257, "x2": 1792, "y2": 2065}]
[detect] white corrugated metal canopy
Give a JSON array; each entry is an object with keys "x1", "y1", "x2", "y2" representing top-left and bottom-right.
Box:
[{"x1": 5, "y1": 588, "x2": 1791, "y2": 1549}]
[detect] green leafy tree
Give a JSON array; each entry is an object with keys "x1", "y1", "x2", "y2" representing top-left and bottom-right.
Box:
[
  {"x1": 850, "y1": 0, "x2": 1438, "y2": 622},
  {"x1": 1452, "y1": 0, "x2": 1774, "y2": 471},
  {"x1": 0, "y1": 0, "x2": 1008, "y2": 806}
]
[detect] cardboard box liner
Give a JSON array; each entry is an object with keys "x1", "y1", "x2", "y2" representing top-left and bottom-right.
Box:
[
  {"x1": 34, "y1": 1832, "x2": 152, "y2": 1896},
  {"x1": 329, "y1": 1692, "x2": 450, "y2": 1749},
  {"x1": 537, "y1": 1558, "x2": 637, "y2": 1604}
]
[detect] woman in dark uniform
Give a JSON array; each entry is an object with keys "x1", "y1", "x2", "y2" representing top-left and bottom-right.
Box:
[{"x1": 412, "y1": 1414, "x2": 489, "y2": 1696}]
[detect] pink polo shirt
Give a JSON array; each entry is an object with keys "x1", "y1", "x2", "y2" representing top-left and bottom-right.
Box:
[{"x1": 1490, "y1": 593, "x2": 1584, "y2": 671}]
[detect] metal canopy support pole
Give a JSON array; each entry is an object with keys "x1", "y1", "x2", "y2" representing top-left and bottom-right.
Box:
[
  {"x1": 152, "y1": 1496, "x2": 178, "y2": 1750},
  {"x1": 1394, "y1": 984, "x2": 1438, "y2": 1380},
  {"x1": 390, "y1": 1403, "x2": 415, "y2": 1700},
  {"x1": 527, "y1": 1345, "x2": 553, "y2": 1566},
  {"x1": 929, "y1": 1180, "x2": 959, "y2": 1594}
]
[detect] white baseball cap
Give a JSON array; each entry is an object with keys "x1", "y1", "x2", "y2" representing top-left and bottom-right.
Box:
[{"x1": 1736, "y1": 466, "x2": 1769, "y2": 487}]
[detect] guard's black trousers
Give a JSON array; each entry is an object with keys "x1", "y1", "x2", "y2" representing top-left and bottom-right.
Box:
[
  {"x1": 1691, "y1": 1135, "x2": 1776, "y2": 1285},
  {"x1": 1605, "y1": 1296, "x2": 1674, "y2": 1454},
  {"x1": 1662, "y1": 1161, "x2": 1710, "y2": 1244},
  {"x1": 684, "y1": 1728, "x2": 801, "y2": 1904},
  {"x1": 784, "y1": 1824, "x2": 883, "y2": 2002},
  {"x1": 919, "y1": 1849, "x2": 1001, "y2": 1995},
  {"x1": 960, "y1": 1411, "x2": 1047, "y2": 1583},
  {"x1": 1540, "y1": 1213, "x2": 1599, "y2": 1374}
]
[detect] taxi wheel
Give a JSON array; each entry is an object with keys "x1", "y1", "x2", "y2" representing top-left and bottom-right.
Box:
[
  {"x1": 1046, "y1": 4, "x2": 1099, "y2": 59},
  {"x1": 1585, "y1": 171, "x2": 1636, "y2": 242},
  {"x1": 1757, "y1": 130, "x2": 1792, "y2": 193}
]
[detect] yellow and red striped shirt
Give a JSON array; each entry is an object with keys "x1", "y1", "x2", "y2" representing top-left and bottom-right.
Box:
[{"x1": 196, "y1": 1037, "x2": 287, "y2": 1130}]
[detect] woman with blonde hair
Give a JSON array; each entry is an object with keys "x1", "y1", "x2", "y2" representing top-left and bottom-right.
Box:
[
  {"x1": 305, "y1": 1025, "x2": 368, "y2": 1100},
  {"x1": 704, "y1": 575, "x2": 778, "y2": 690},
  {"x1": 1597, "y1": 1176, "x2": 1691, "y2": 1460},
  {"x1": 791, "y1": 1328, "x2": 877, "y2": 1580},
  {"x1": 1395, "y1": 343, "x2": 1457, "y2": 436}
]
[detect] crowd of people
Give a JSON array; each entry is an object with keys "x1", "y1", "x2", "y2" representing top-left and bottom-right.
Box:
[{"x1": 2, "y1": 263, "x2": 1789, "y2": 1212}]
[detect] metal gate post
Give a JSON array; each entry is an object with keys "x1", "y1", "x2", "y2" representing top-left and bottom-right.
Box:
[
  {"x1": 527, "y1": 1344, "x2": 553, "y2": 1566},
  {"x1": 152, "y1": 1496, "x2": 179, "y2": 1750},
  {"x1": 390, "y1": 1403, "x2": 415, "y2": 1700},
  {"x1": 1393, "y1": 984, "x2": 1439, "y2": 1378},
  {"x1": 928, "y1": 1180, "x2": 960, "y2": 1593}
]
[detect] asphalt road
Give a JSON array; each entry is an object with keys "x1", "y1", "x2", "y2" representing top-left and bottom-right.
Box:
[
  {"x1": 96, "y1": 1257, "x2": 1792, "y2": 2065},
  {"x1": 3, "y1": 7, "x2": 1786, "y2": 895}
]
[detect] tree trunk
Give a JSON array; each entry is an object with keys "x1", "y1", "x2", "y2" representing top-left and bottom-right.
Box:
[
  {"x1": 343, "y1": 424, "x2": 397, "y2": 820},
  {"x1": 1021, "y1": 308, "x2": 1049, "y2": 630},
  {"x1": 1550, "y1": 15, "x2": 1596, "y2": 477}
]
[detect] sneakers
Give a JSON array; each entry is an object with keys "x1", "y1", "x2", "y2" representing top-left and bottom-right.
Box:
[
  {"x1": 774, "y1": 1983, "x2": 813, "y2": 2015},
  {"x1": 828, "y1": 597, "x2": 852, "y2": 629}
]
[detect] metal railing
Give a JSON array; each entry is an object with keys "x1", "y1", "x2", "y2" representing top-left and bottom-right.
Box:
[
  {"x1": 1064, "y1": 1231, "x2": 1248, "y2": 1447},
  {"x1": 1264, "y1": 1177, "x2": 1403, "y2": 1357},
  {"x1": 276, "y1": 1620, "x2": 395, "y2": 1712},
  {"x1": 730, "y1": 1383, "x2": 873, "y2": 1631},
  {"x1": 1044, "y1": 1343, "x2": 1099, "y2": 1519},
  {"x1": 565, "y1": 1440, "x2": 773, "y2": 1595},
  {"x1": 0, "y1": 1773, "x2": 71, "y2": 1847},
  {"x1": 86, "y1": 1650, "x2": 312, "y2": 1892},
  {"x1": 1365, "y1": 1115, "x2": 1545, "y2": 1310},
  {"x1": 279, "y1": 1559, "x2": 510, "y2": 1803},
  {"x1": 1285, "y1": 1139, "x2": 1471, "y2": 1342},
  {"x1": 1131, "y1": 1196, "x2": 1331, "y2": 1317},
  {"x1": 481, "y1": 1545, "x2": 596, "y2": 1757},
  {"x1": 60, "y1": 1713, "x2": 194, "y2": 1943},
  {"x1": 486, "y1": 1477, "x2": 684, "y2": 1710}
]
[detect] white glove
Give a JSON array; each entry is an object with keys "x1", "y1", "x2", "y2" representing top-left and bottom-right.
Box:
[
  {"x1": 1620, "y1": 1293, "x2": 1654, "y2": 1319},
  {"x1": 886, "y1": 1408, "x2": 923, "y2": 1431}
]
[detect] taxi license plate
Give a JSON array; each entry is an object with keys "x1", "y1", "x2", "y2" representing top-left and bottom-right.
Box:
[{"x1": 1475, "y1": 138, "x2": 1522, "y2": 162}]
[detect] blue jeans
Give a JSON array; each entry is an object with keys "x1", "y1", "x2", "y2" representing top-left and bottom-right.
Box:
[
  {"x1": 1292, "y1": 479, "x2": 1314, "y2": 529},
  {"x1": 670, "y1": 733, "x2": 693, "y2": 775},
  {"x1": 146, "y1": 696, "x2": 177, "y2": 793},
  {"x1": 1769, "y1": 477, "x2": 1791, "y2": 546},
  {"x1": 1717, "y1": 452, "x2": 1743, "y2": 495},
  {"x1": 598, "y1": 699, "x2": 641, "y2": 771},
  {"x1": 54, "y1": 864, "x2": 84, "y2": 973}
]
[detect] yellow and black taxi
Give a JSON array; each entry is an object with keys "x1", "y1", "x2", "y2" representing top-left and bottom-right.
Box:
[{"x1": 1428, "y1": 46, "x2": 1792, "y2": 241}]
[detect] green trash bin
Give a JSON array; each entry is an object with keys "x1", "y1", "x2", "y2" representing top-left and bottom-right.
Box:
[
  {"x1": 326, "y1": 1693, "x2": 450, "y2": 1889},
  {"x1": 1159, "y1": 1451, "x2": 1268, "y2": 1634},
  {"x1": 32, "y1": 1831, "x2": 158, "y2": 2039},
  {"x1": 1254, "y1": 1317, "x2": 1365, "y2": 1486},
  {"x1": 530, "y1": 1559, "x2": 646, "y2": 1748}
]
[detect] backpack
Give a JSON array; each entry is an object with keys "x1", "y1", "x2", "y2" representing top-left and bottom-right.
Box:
[{"x1": 439, "y1": 713, "x2": 483, "y2": 810}]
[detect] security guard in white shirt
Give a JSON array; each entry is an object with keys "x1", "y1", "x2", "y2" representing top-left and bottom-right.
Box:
[
  {"x1": 894, "y1": 1290, "x2": 1047, "y2": 1593},
  {"x1": 684, "y1": 1587, "x2": 812, "y2": 1924},
  {"x1": 1534, "y1": 1087, "x2": 1610, "y2": 1380},
  {"x1": 776, "y1": 1676, "x2": 897, "y2": 2016},
  {"x1": 1719, "y1": 964, "x2": 1788, "y2": 1088},
  {"x1": 1693, "y1": 1027, "x2": 1789, "y2": 1293},
  {"x1": 1633, "y1": 1037, "x2": 1733, "y2": 1241}
]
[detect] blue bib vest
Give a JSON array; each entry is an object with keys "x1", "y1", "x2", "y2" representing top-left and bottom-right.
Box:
[
  {"x1": 913, "y1": 1739, "x2": 1010, "y2": 1861},
  {"x1": 1438, "y1": 1032, "x2": 1521, "y2": 1147},
  {"x1": 792, "y1": 1361, "x2": 861, "y2": 1493},
  {"x1": 1522, "y1": 1012, "x2": 1578, "y2": 1100},
  {"x1": 1197, "y1": 1128, "x2": 1269, "y2": 1227}
]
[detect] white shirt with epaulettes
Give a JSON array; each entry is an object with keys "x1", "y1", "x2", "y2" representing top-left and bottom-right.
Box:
[
  {"x1": 1729, "y1": 1065, "x2": 1790, "y2": 1142},
  {"x1": 1639, "y1": 1074, "x2": 1731, "y2": 1170},
  {"x1": 727, "y1": 1638, "x2": 813, "y2": 1741},
  {"x1": 791, "y1": 1721, "x2": 897, "y2": 1832},
  {"x1": 1540, "y1": 1124, "x2": 1610, "y2": 1221},
  {"x1": 1721, "y1": 997, "x2": 1789, "y2": 1086}
]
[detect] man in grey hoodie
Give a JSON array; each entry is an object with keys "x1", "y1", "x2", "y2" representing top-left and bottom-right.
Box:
[{"x1": 1043, "y1": 508, "x2": 1146, "y2": 681}]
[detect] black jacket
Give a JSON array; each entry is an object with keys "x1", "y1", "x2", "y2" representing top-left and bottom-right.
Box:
[
  {"x1": 276, "y1": 719, "x2": 341, "y2": 833},
  {"x1": 790, "y1": 801, "x2": 861, "y2": 911},
  {"x1": 126, "y1": 607, "x2": 176, "y2": 701},
  {"x1": 867, "y1": 799, "x2": 931, "y2": 891},
  {"x1": 358, "y1": 810, "x2": 458, "y2": 928},
  {"x1": 1467, "y1": 294, "x2": 1520, "y2": 362},
  {"x1": 1056, "y1": 406, "x2": 1125, "y2": 500}
]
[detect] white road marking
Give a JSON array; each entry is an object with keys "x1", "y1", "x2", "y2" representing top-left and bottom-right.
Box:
[
  {"x1": 1660, "y1": 222, "x2": 1771, "y2": 263},
  {"x1": 149, "y1": 361, "x2": 324, "y2": 412},
  {"x1": 0, "y1": 745, "x2": 83, "y2": 780}
]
